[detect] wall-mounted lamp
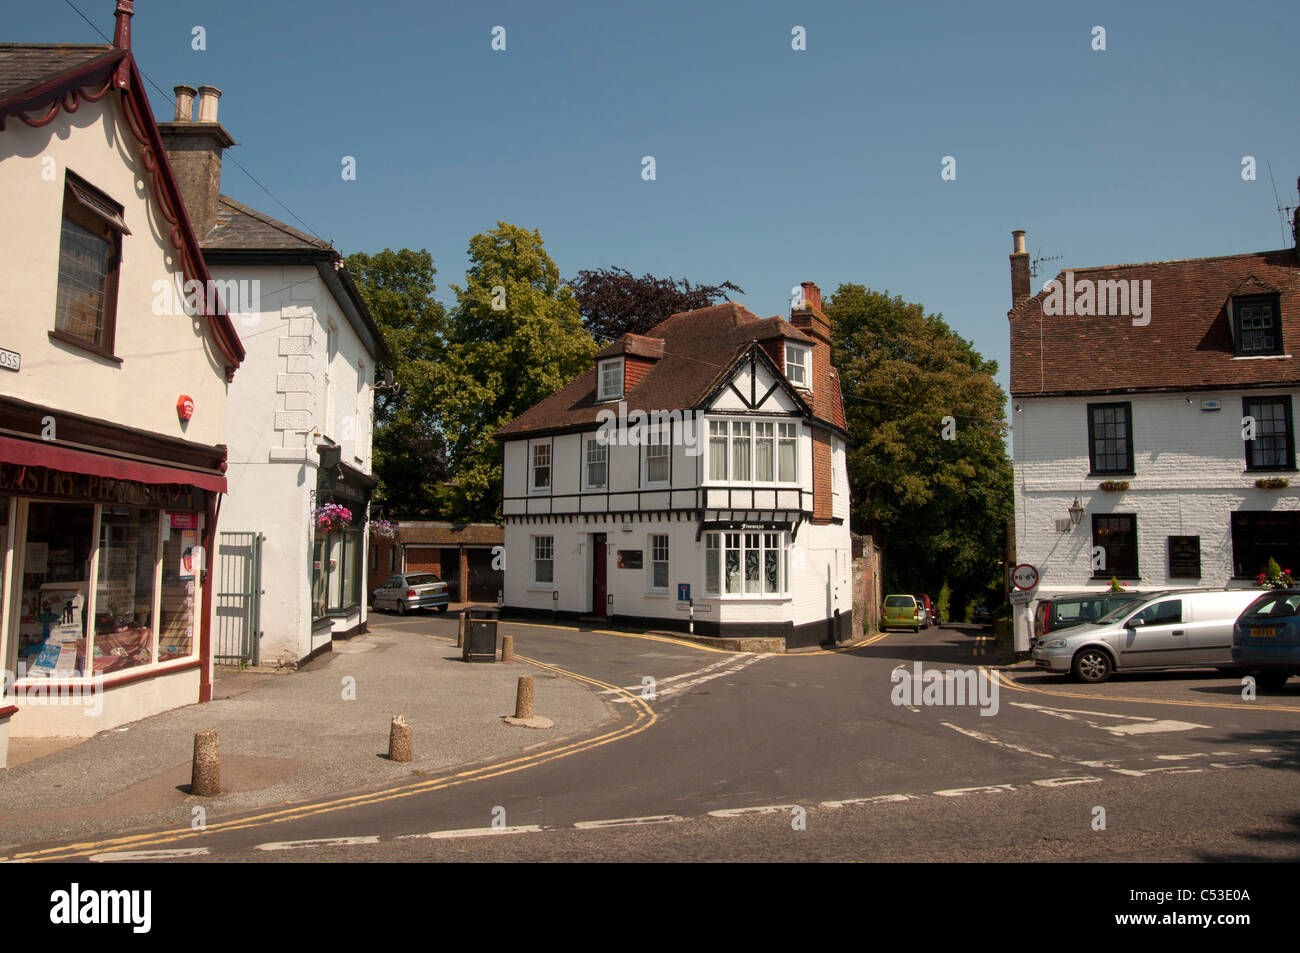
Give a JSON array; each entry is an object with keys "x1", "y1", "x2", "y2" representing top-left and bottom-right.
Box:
[
  {"x1": 1067, "y1": 497, "x2": 1085, "y2": 528},
  {"x1": 1014, "y1": 403, "x2": 1022, "y2": 413}
]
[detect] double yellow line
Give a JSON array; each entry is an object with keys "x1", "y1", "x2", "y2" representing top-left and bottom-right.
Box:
[
  {"x1": 3, "y1": 655, "x2": 656, "y2": 863},
  {"x1": 991, "y1": 668, "x2": 1300, "y2": 713}
]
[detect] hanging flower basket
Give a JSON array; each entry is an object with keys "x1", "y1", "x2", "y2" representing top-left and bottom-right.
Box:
[
  {"x1": 313, "y1": 503, "x2": 352, "y2": 533},
  {"x1": 1098, "y1": 480, "x2": 1130, "y2": 492},
  {"x1": 370, "y1": 519, "x2": 397, "y2": 539},
  {"x1": 1254, "y1": 476, "x2": 1290, "y2": 489}
]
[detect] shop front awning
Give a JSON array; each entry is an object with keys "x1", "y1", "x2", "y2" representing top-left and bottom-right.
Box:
[{"x1": 0, "y1": 435, "x2": 227, "y2": 493}]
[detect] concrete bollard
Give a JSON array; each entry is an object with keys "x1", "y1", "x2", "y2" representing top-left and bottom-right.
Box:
[
  {"x1": 501, "y1": 634, "x2": 514, "y2": 662},
  {"x1": 190, "y1": 729, "x2": 220, "y2": 796},
  {"x1": 457, "y1": 610, "x2": 466, "y2": 648},
  {"x1": 388, "y1": 714, "x2": 412, "y2": 762},
  {"x1": 514, "y1": 675, "x2": 534, "y2": 719}
]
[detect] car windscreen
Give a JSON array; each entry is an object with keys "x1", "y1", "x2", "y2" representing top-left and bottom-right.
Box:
[
  {"x1": 1094, "y1": 596, "x2": 1146, "y2": 625},
  {"x1": 1240, "y1": 592, "x2": 1300, "y2": 619},
  {"x1": 885, "y1": 596, "x2": 914, "y2": 607},
  {"x1": 404, "y1": 574, "x2": 440, "y2": 586}
]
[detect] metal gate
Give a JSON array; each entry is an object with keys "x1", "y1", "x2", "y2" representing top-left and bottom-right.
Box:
[{"x1": 215, "y1": 532, "x2": 264, "y2": 665}]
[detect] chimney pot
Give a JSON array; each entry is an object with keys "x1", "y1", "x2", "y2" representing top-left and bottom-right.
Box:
[
  {"x1": 799, "y1": 281, "x2": 822, "y2": 311},
  {"x1": 173, "y1": 85, "x2": 197, "y2": 122},
  {"x1": 1010, "y1": 229, "x2": 1031, "y2": 306},
  {"x1": 196, "y1": 85, "x2": 222, "y2": 123}
]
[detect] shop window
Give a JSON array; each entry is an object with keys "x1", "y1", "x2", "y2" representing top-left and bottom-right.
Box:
[
  {"x1": 313, "y1": 526, "x2": 363, "y2": 619},
  {"x1": 704, "y1": 531, "x2": 789, "y2": 597},
  {"x1": 93, "y1": 507, "x2": 159, "y2": 673},
  {"x1": 53, "y1": 172, "x2": 126, "y2": 356},
  {"x1": 16, "y1": 503, "x2": 94, "y2": 675},
  {"x1": 159, "y1": 521, "x2": 197, "y2": 661}
]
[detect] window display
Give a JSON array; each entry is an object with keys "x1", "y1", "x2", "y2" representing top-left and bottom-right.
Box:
[
  {"x1": 158, "y1": 522, "x2": 195, "y2": 660},
  {"x1": 17, "y1": 503, "x2": 93, "y2": 673},
  {"x1": 92, "y1": 507, "x2": 158, "y2": 672}
]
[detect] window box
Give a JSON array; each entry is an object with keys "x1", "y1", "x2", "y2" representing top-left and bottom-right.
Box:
[
  {"x1": 1098, "y1": 480, "x2": 1130, "y2": 492},
  {"x1": 1255, "y1": 476, "x2": 1291, "y2": 489}
]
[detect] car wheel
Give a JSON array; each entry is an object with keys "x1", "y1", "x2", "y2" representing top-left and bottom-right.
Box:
[
  {"x1": 1255, "y1": 671, "x2": 1289, "y2": 690},
  {"x1": 437, "y1": 604, "x2": 448, "y2": 614},
  {"x1": 396, "y1": 601, "x2": 407, "y2": 617},
  {"x1": 1072, "y1": 648, "x2": 1113, "y2": 684}
]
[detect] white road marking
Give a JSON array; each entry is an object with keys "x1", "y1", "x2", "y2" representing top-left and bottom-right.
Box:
[
  {"x1": 397, "y1": 825, "x2": 543, "y2": 840},
  {"x1": 1156, "y1": 753, "x2": 1209, "y2": 760},
  {"x1": 1249, "y1": 747, "x2": 1277, "y2": 753},
  {"x1": 1032, "y1": 776, "x2": 1103, "y2": 787},
  {"x1": 573, "y1": 815, "x2": 684, "y2": 829},
  {"x1": 708, "y1": 804, "x2": 800, "y2": 818},
  {"x1": 1011, "y1": 701, "x2": 1208, "y2": 736},
  {"x1": 1112, "y1": 766, "x2": 1202, "y2": 777},
  {"x1": 934, "y1": 784, "x2": 1016, "y2": 797},
  {"x1": 821, "y1": 794, "x2": 915, "y2": 808},
  {"x1": 610, "y1": 654, "x2": 772, "y2": 703},
  {"x1": 256, "y1": 836, "x2": 380, "y2": 851},
  {"x1": 1210, "y1": 759, "x2": 1283, "y2": 769},
  {"x1": 597, "y1": 657, "x2": 739, "y2": 694},
  {"x1": 90, "y1": 848, "x2": 211, "y2": 862},
  {"x1": 941, "y1": 722, "x2": 1056, "y2": 759}
]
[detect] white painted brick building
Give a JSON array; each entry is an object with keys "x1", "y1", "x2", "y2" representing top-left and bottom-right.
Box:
[{"x1": 1007, "y1": 226, "x2": 1300, "y2": 650}]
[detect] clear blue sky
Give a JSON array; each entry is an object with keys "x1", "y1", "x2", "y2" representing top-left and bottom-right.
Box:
[{"x1": 13, "y1": 0, "x2": 1300, "y2": 394}]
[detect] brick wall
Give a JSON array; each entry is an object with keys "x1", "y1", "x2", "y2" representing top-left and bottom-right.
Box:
[{"x1": 811, "y1": 426, "x2": 833, "y2": 522}]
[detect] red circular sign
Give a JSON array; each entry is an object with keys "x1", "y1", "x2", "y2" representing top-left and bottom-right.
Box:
[{"x1": 1012, "y1": 563, "x2": 1039, "y2": 590}]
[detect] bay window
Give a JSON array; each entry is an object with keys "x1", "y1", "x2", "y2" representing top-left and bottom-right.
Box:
[
  {"x1": 707, "y1": 418, "x2": 799, "y2": 483},
  {"x1": 703, "y1": 531, "x2": 789, "y2": 597}
]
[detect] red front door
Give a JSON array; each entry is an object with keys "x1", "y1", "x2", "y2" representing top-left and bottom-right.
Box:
[{"x1": 593, "y1": 533, "x2": 607, "y2": 616}]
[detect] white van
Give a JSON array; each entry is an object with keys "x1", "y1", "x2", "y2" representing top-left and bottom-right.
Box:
[{"x1": 1030, "y1": 588, "x2": 1263, "y2": 683}]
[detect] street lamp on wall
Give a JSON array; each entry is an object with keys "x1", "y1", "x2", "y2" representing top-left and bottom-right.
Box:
[{"x1": 1068, "y1": 497, "x2": 1085, "y2": 529}]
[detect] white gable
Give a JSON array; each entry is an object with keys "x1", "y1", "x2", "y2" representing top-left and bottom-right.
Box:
[{"x1": 708, "y1": 354, "x2": 802, "y2": 413}]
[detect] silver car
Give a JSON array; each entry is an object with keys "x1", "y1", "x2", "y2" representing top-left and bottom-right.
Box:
[
  {"x1": 1031, "y1": 588, "x2": 1263, "y2": 683},
  {"x1": 371, "y1": 573, "x2": 450, "y2": 615}
]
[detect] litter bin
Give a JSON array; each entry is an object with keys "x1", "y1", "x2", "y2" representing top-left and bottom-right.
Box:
[{"x1": 463, "y1": 607, "x2": 499, "y2": 663}]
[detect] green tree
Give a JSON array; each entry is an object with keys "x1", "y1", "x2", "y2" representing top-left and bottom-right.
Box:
[
  {"x1": 433, "y1": 223, "x2": 597, "y2": 520},
  {"x1": 344, "y1": 248, "x2": 449, "y2": 517},
  {"x1": 825, "y1": 284, "x2": 1012, "y2": 613}
]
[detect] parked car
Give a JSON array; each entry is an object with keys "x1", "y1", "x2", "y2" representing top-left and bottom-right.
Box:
[
  {"x1": 371, "y1": 573, "x2": 451, "y2": 615},
  {"x1": 972, "y1": 605, "x2": 992, "y2": 625},
  {"x1": 883, "y1": 594, "x2": 922, "y2": 632},
  {"x1": 1031, "y1": 589, "x2": 1145, "y2": 648},
  {"x1": 913, "y1": 593, "x2": 936, "y2": 628},
  {"x1": 1232, "y1": 588, "x2": 1300, "y2": 689},
  {"x1": 1031, "y1": 588, "x2": 1263, "y2": 683}
]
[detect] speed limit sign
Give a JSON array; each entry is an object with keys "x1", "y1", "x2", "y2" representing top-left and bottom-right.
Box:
[{"x1": 1011, "y1": 563, "x2": 1039, "y2": 591}]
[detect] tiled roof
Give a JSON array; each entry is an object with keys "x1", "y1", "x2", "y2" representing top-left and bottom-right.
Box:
[
  {"x1": 497, "y1": 302, "x2": 840, "y2": 438},
  {"x1": 398, "y1": 522, "x2": 503, "y2": 545},
  {"x1": 1009, "y1": 248, "x2": 1300, "y2": 396},
  {"x1": 0, "y1": 44, "x2": 113, "y2": 100},
  {"x1": 202, "y1": 195, "x2": 333, "y2": 251}
]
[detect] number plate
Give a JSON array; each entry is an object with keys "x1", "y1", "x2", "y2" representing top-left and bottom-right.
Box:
[{"x1": 1253, "y1": 627, "x2": 1276, "y2": 638}]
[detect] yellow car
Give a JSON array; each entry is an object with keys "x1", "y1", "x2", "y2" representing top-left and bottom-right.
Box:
[{"x1": 883, "y1": 594, "x2": 921, "y2": 632}]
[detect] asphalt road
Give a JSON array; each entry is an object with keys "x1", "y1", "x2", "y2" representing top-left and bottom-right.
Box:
[{"x1": 25, "y1": 618, "x2": 1300, "y2": 862}]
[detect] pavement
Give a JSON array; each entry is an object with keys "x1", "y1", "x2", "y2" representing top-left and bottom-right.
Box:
[{"x1": 0, "y1": 618, "x2": 612, "y2": 853}]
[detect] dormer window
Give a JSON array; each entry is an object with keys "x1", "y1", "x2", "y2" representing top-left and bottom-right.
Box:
[
  {"x1": 1232, "y1": 294, "x2": 1283, "y2": 356},
  {"x1": 785, "y1": 342, "x2": 811, "y2": 388},
  {"x1": 597, "y1": 358, "x2": 624, "y2": 401}
]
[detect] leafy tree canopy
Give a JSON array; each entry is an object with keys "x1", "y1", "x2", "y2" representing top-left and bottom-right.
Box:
[
  {"x1": 569, "y1": 266, "x2": 744, "y2": 342},
  {"x1": 825, "y1": 284, "x2": 1012, "y2": 611},
  {"x1": 432, "y1": 223, "x2": 598, "y2": 520}
]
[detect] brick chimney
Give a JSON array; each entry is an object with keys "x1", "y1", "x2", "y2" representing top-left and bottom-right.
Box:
[
  {"x1": 158, "y1": 85, "x2": 233, "y2": 241},
  {"x1": 1009, "y1": 229, "x2": 1031, "y2": 306},
  {"x1": 789, "y1": 281, "x2": 837, "y2": 523}
]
